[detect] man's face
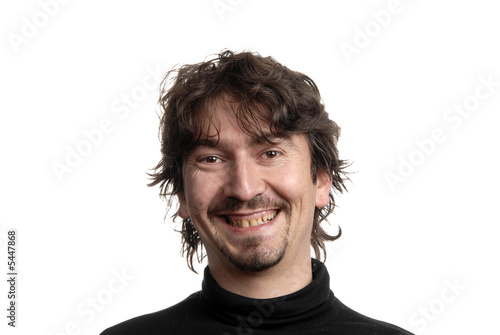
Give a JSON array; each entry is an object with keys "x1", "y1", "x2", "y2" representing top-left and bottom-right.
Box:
[{"x1": 178, "y1": 101, "x2": 332, "y2": 273}]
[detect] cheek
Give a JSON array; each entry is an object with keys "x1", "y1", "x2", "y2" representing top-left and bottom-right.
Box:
[
  {"x1": 183, "y1": 172, "x2": 225, "y2": 215},
  {"x1": 268, "y1": 165, "x2": 316, "y2": 206}
]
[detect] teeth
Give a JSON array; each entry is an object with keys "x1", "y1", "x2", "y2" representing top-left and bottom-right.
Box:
[{"x1": 225, "y1": 210, "x2": 277, "y2": 228}]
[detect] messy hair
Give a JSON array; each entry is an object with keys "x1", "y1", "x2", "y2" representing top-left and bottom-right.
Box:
[{"x1": 149, "y1": 50, "x2": 349, "y2": 272}]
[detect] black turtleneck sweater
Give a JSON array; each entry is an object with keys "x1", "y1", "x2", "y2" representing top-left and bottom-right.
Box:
[{"x1": 101, "y1": 259, "x2": 413, "y2": 334}]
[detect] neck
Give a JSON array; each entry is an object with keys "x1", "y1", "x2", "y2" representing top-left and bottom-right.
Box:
[{"x1": 207, "y1": 252, "x2": 313, "y2": 299}]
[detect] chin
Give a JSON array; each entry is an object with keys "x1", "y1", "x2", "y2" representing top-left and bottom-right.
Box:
[{"x1": 223, "y1": 239, "x2": 288, "y2": 272}]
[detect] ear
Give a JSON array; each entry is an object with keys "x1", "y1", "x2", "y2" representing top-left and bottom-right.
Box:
[
  {"x1": 315, "y1": 169, "x2": 333, "y2": 208},
  {"x1": 177, "y1": 193, "x2": 190, "y2": 219}
]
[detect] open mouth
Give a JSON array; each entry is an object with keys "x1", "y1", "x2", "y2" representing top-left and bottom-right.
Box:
[{"x1": 222, "y1": 210, "x2": 278, "y2": 228}]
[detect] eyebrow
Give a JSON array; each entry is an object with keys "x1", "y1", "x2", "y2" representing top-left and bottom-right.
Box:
[{"x1": 194, "y1": 133, "x2": 297, "y2": 150}]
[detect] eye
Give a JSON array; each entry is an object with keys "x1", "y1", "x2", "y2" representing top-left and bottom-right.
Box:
[
  {"x1": 203, "y1": 156, "x2": 220, "y2": 163},
  {"x1": 263, "y1": 151, "x2": 279, "y2": 159}
]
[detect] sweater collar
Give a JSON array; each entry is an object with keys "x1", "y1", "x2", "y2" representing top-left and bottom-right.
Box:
[{"x1": 201, "y1": 259, "x2": 335, "y2": 329}]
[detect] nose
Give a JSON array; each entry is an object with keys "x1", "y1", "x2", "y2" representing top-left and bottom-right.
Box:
[{"x1": 224, "y1": 159, "x2": 265, "y2": 202}]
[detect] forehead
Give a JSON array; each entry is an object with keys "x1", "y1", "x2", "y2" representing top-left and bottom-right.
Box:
[
  {"x1": 195, "y1": 97, "x2": 279, "y2": 144},
  {"x1": 191, "y1": 103, "x2": 309, "y2": 161}
]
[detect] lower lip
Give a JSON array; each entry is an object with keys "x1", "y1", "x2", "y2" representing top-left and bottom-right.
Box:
[{"x1": 220, "y1": 211, "x2": 280, "y2": 233}]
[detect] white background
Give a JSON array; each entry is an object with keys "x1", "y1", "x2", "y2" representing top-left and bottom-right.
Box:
[{"x1": 1, "y1": 0, "x2": 499, "y2": 334}]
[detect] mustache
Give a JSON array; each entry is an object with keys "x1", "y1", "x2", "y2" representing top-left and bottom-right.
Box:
[{"x1": 207, "y1": 196, "x2": 290, "y2": 217}]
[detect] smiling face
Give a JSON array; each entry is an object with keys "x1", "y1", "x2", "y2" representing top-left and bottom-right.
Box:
[{"x1": 178, "y1": 100, "x2": 332, "y2": 273}]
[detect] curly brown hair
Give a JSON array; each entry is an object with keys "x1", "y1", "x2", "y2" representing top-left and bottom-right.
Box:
[{"x1": 149, "y1": 50, "x2": 349, "y2": 272}]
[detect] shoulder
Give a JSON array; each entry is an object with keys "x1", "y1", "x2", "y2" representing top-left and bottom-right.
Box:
[
  {"x1": 329, "y1": 296, "x2": 414, "y2": 335},
  {"x1": 100, "y1": 291, "x2": 204, "y2": 335}
]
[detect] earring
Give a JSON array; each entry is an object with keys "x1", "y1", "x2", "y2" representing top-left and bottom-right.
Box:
[{"x1": 184, "y1": 218, "x2": 200, "y2": 246}]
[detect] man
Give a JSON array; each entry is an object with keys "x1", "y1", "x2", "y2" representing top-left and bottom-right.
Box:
[{"x1": 101, "y1": 50, "x2": 413, "y2": 334}]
